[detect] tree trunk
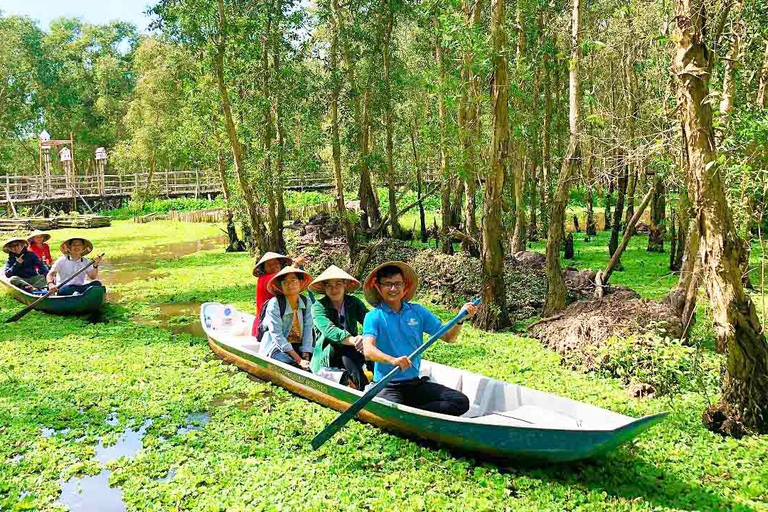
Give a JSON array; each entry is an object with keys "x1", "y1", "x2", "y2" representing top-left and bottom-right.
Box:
[
  {"x1": 382, "y1": 12, "x2": 402, "y2": 239},
  {"x1": 719, "y1": 4, "x2": 742, "y2": 116},
  {"x1": 436, "y1": 16, "x2": 453, "y2": 254},
  {"x1": 585, "y1": 153, "x2": 597, "y2": 236},
  {"x1": 410, "y1": 120, "x2": 428, "y2": 243},
  {"x1": 609, "y1": 157, "x2": 628, "y2": 257},
  {"x1": 669, "y1": 207, "x2": 677, "y2": 270},
  {"x1": 596, "y1": 186, "x2": 654, "y2": 296},
  {"x1": 758, "y1": 40, "x2": 768, "y2": 108},
  {"x1": 459, "y1": 0, "x2": 484, "y2": 247},
  {"x1": 338, "y1": 3, "x2": 380, "y2": 230},
  {"x1": 510, "y1": 146, "x2": 527, "y2": 253},
  {"x1": 624, "y1": 169, "x2": 637, "y2": 225},
  {"x1": 529, "y1": 155, "x2": 539, "y2": 241},
  {"x1": 647, "y1": 174, "x2": 666, "y2": 252},
  {"x1": 330, "y1": 0, "x2": 355, "y2": 259},
  {"x1": 477, "y1": 0, "x2": 509, "y2": 331},
  {"x1": 673, "y1": 0, "x2": 768, "y2": 435},
  {"x1": 272, "y1": 0, "x2": 286, "y2": 252},
  {"x1": 260, "y1": 4, "x2": 281, "y2": 252},
  {"x1": 358, "y1": 91, "x2": 380, "y2": 230},
  {"x1": 213, "y1": 0, "x2": 266, "y2": 251},
  {"x1": 604, "y1": 179, "x2": 613, "y2": 231},
  {"x1": 540, "y1": 20, "x2": 552, "y2": 240},
  {"x1": 543, "y1": 0, "x2": 582, "y2": 317}
]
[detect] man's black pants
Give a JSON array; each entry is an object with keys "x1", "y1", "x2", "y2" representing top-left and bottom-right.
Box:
[
  {"x1": 379, "y1": 376, "x2": 470, "y2": 416},
  {"x1": 330, "y1": 344, "x2": 369, "y2": 389}
]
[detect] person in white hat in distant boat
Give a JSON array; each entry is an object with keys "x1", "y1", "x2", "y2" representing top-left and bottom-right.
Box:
[
  {"x1": 257, "y1": 266, "x2": 315, "y2": 370},
  {"x1": 309, "y1": 265, "x2": 371, "y2": 389},
  {"x1": 4, "y1": 237, "x2": 49, "y2": 291},
  {"x1": 361, "y1": 261, "x2": 477, "y2": 416},
  {"x1": 47, "y1": 237, "x2": 104, "y2": 296}
]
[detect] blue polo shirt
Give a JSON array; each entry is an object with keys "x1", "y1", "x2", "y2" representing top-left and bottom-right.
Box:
[{"x1": 362, "y1": 301, "x2": 443, "y2": 382}]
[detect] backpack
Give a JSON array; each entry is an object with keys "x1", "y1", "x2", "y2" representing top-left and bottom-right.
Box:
[{"x1": 255, "y1": 295, "x2": 312, "y2": 343}]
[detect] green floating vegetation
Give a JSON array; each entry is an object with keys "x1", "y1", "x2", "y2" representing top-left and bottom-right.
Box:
[{"x1": 1, "y1": 220, "x2": 767, "y2": 511}]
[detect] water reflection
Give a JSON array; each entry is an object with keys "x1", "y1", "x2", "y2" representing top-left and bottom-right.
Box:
[
  {"x1": 94, "y1": 420, "x2": 152, "y2": 464},
  {"x1": 59, "y1": 471, "x2": 126, "y2": 512},
  {"x1": 177, "y1": 412, "x2": 211, "y2": 435}
]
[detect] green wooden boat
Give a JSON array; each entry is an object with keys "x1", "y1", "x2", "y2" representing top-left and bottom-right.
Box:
[
  {"x1": 202, "y1": 302, "x2": 667, "y2": 463},
  {"x1": 1, "y1": 276, "x2": 106, "y2": 315}
]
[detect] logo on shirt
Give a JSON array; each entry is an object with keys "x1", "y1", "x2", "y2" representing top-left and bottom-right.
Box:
[{"x1": 407, "y1": 318, "x2": 418, "y2": 328}]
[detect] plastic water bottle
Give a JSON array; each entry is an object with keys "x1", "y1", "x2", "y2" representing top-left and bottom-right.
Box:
[{"x1": 219, "y1": 305, "x2": 235, "y2": 331}]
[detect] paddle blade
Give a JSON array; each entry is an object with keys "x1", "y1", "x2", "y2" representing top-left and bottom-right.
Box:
[{"x1": 5, "y1": 305, "x2": 34, "y2": 323}]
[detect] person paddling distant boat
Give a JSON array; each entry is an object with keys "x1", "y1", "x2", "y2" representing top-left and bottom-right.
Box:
[
  {"x1": 362, "y1": 261, "x2": 477, "y2": 416},
  {"x1": 47, "y1": 237, "x2": 104, "y2": 296}
]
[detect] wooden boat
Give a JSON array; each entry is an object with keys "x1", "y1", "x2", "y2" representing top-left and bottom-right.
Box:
[
  {"x1": 1, "y1": 277, "x2": 106, "y2": 315},
  {"x1": 202, "y1": 302, "x2": 667, "y2": 463}
]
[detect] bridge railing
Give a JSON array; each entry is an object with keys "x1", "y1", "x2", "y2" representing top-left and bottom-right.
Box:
[{"x1": 1, "y1": 170, "x2": 223, "y2": 204}]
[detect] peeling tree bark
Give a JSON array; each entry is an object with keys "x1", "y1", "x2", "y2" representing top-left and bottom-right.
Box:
[
  {"x1": 673, "y1": 0, "x2": 768, "y2": 435},
  {"x1": 757, "y1": 40, "x2": 768, "y2": 108},
  {"x1": 477, "y1": 0, "x2": 510, "y2": 330},
  {"x1": 329, "y1": 0, "x2": 355, "y2": 259},
  {"x1": 647, "y1": 174, "x2": 666, "y2": 252},
  {"x1": 543, "y1": 0, "x2": 582, "y2": 317},
  {"x1": 382, "y1": 9, "x2": 403, "y2": 239},
  {"x1": 435, "y1": 15, "x2": 453, "y2": 254},
  {"x1": 213, "y1": 0, "x2": 266, "y2": 251}
]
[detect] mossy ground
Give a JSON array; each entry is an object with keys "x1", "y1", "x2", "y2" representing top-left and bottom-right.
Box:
[{"x1": 1, "y1": 220, "x2": 767, "y2": 511}]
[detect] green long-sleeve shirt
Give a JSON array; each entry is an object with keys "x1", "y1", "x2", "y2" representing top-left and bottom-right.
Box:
[{"x1": 310, "y1": 294, "x2": 369, "y2": 374}]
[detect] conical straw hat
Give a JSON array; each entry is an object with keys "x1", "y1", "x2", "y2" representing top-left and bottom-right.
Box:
[
  {"x1": 267, "y1": 266, "x2": 313, "y2": 295},
  {"x1": 363, "y1": 261, "x2": 418, "y2": 307},
  {"x1": 253, "y1": 251, "x2": 292, "y2": 277},
  {"x1": 27, "y1": 230, "x2": 52, "y2": 243},
  {"x1": 60, "y1": 237, "x2": 93, "y2": 256},
  {"x1": 309, "y1": 265, "x2": 361, "y2": 293},
  {"x1": 2, "y1": 237, "x2": 28, "y2": 254}
]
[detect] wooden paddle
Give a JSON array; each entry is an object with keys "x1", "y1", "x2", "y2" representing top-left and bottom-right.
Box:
[
  {"x1": 5, "y1": 253, "x2": 105, "y2": 324},
  {"x1": 311, "y1": 297, "x2": 482, "y2": 450}
]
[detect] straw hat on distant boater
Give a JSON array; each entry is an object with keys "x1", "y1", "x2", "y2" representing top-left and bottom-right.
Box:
[
  {"x1": 2, "y1": 237, "x2": 28, "y2": 254},
  {"x1": 253, "y1": 251, "x2": 293, "y2": 277},
  {"x1": 27, "y1": 230, "x2": 52, "y2": 243},
  {"x1": 267, "y1": 266, "x2": 313, "y2": 295},
  {"x1": 309, "y1": 265, "x2": 361, "y2": 294},
  {"x1": 60, "y1": 237, "x2": 93, "y2": 256},
  {"x1": 363, "y1": 261, "x2": 418, "y2": 307}
]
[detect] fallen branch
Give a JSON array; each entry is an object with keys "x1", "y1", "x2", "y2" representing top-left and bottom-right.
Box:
[
  {"x1": 372, "y1": 184, "x2": 439, "y2": 237},
  {"x1": 595, "y1": 186, "x2": 654, "y2": 298},
  {"x1": 527, "y1": 314, "x2": 565, "y2": 331},
  {"x1": 449, "y1": 228, "x2": 479, "y2": 247}
]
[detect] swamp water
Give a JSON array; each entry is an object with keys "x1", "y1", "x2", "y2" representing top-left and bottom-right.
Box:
[
  {"x1": 57, "y1": 413, "x2": 211, "y2": 511},
  {"x1": 98, "y1": 235, "x2": 229, "y2": 335},
  {"x1": 54, "y1": 235, "x2": 229, "y2": 510}
]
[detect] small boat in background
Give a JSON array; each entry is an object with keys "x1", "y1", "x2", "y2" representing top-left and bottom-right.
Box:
[
  {"x1": 202, "y1": 302, "x2": 667, "y2": 463},
  {"x1": 0, "y1": 277, "x2": 106, "y2": 316}
]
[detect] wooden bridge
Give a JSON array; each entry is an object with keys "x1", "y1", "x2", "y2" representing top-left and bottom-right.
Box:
[{"x1": 1, "y1": 170, "x2": 336, "y2": 210}]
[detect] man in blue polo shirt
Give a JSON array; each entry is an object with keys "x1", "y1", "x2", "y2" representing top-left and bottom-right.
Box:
[{"x1": 362, "y1": 261, "x2": 477, "y2": 416}]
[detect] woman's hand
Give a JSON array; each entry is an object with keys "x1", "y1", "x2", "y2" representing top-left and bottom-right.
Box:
[
  {"x1": 354, "y1": 335, "x2": 365, "y2": 353},
  {"x1": 299, "y1": 359, "x2": 311, "y2": 370}
]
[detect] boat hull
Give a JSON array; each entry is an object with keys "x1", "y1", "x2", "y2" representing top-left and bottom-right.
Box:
[
  {"x1": 204, "y1": 303, "x2": 666, "y2": 463},
  {"x1": 1, "y1": 277, "x2": 105, "y2": 315}
]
